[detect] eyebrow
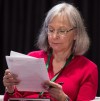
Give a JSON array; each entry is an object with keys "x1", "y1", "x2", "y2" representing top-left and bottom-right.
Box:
[{"x1": 48, "y1": 26, "x2": 69, "y2": 29}]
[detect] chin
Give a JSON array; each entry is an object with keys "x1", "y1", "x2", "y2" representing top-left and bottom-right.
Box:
[{"x1": 52, "y1": 48, "x2": 62, "y2": 52}]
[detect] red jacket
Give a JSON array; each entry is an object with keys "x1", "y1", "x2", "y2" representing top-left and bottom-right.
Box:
[{"x1": 4, "y1": 50, "x2": 98, "y2": 101}]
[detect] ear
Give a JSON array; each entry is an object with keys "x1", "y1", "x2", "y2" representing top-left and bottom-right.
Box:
[{"x1": 74, "y1": 33, "x2": 77, "y2": 40}]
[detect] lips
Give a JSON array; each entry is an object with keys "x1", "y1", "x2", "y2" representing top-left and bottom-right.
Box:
[
  {"x1": 52, "y1": 42, "x2": 61, "y2": 44},
  {"x1": 51, "y1": 42, "x2": 62, "y2": 46}
]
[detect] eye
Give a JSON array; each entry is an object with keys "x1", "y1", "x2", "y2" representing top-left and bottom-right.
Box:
[
  {"x1": 48, "y1": 28, "x2": 54, "y2": 33},
  {"x1": 58, "y1": 29, "x2": 66, "y2": 34}
]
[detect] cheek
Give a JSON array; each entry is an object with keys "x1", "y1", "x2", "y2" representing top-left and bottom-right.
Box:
[
  {"x1": 67, "y1": 33, "x2": 76, "y2": 42},
  {"x1": 63, "y1": 35, "x2": 75, "y2": 46},
  {"x1": 48, "y1": 36, "x2": 52, "y2": 43},
  {"x1": 66, "y1": 37, "x2": 74, "y2": 44}
]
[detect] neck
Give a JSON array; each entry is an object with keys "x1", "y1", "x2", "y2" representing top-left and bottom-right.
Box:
[{"x1": 53, "y1": 50, "x2": 72, "y2": 62}]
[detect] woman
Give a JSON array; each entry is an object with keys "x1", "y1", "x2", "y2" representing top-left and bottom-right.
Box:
[{"x1": 3, "y1": 2, "x2": 98, "y2": 101}]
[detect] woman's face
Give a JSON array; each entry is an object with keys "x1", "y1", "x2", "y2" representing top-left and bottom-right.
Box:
[{"x1": 47, "y1": 16, "x2": 77, "y2": 53}]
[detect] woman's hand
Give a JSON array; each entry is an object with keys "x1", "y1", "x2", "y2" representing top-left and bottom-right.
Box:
[
  {"x1": 3, "y1": 69, "x2": 20, "y2": 93},
  {"x1": 43, "y1": 81, "x2": 68, "y2": 101}
]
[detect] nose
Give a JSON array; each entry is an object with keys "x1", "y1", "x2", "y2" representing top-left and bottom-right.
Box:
[{"x1": 52, "y1": 31, "x2": 59, "y2": 39}]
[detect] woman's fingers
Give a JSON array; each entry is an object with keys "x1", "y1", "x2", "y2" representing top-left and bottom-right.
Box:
[
  {"x1": 4, "y1": 69, "x2": 11, "y2": 75},
  {"x1": 44, "y1": 80, "x2": 62, "y2": 89},
  {"x1": 43, "y1": 81, "x2": 66, "y2": 101},
  {"x1": 3, "y1": 69, "x2": 20, "y2": 87}
]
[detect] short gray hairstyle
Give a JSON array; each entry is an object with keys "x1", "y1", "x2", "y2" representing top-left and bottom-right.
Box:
[{"x1": 37, "y1": 2, "x2": 90, "y2": 55}]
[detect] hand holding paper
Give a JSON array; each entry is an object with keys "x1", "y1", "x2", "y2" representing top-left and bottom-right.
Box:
[{"x1": 5, "y1": 51, "x2": 50, "y2": 92}]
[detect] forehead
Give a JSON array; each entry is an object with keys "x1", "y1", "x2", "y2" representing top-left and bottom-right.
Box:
[{"x1": 48, "y1": 15, "x2": 72, "y2": 27}]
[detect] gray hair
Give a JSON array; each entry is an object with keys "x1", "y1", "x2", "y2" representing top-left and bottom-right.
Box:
[{"x1": 37, "y1": 2, "x2": 90, "y2": 55}]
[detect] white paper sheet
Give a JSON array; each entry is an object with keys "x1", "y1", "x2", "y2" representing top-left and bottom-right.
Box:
[{"x1": 5, "y1": 51, "x2": 49, "y2": 92}]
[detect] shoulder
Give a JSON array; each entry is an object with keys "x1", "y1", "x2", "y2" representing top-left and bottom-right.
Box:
[
  {"x1": 75, "y1": 55, "x2": 97, "y2": 67},
  {"x1": 75, "y1": 55, "x2": 98, "y2": 88},
  {"x1": 74, "y1": 55, "x2": 98, "y2": 72},
  {"x1": 27, "y1": 50, "x2": 47, "y2": 58}
]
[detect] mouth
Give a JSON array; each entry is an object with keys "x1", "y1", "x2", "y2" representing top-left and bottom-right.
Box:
[{"x1": 52, "y1": 42, "x2": 61, "y2": 45}]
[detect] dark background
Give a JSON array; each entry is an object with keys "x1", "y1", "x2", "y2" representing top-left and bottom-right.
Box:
[{"x1": 0, "y1": 0, "x2": 100, "y2": 96}]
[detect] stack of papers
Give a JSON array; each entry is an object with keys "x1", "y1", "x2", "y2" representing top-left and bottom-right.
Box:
[{"x1": 5, "y1": 51, "x2": 49, "y2": 92}]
